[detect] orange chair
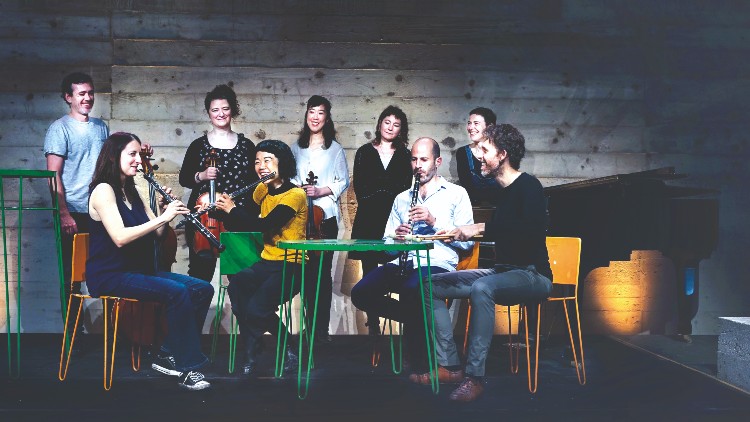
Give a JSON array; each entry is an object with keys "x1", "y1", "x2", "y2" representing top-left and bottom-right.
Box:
[
  {"x1": 463, "y1": 237, "x2": 586, "y2": 393},
  {"x1": 512, "y1": 236, "x2": 586, "y2": 393},
  {"x1": 58, "y1": 233, "x2": 142, "y2": 390}
]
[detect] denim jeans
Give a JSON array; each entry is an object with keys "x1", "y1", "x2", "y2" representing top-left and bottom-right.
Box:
[
  {"x1": 351, "y1": 263, "x2": 449, "y2": 370},
  {"x1": 89, "y1": 271, "x2": 213, "y2": 372},
  {"x1": 427, "y1": 266, "x2": 552, "y2": 377}
]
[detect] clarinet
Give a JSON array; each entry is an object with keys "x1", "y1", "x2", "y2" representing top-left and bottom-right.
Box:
[
  {"x1": 399, "y1": 171, "x2": 421, "y2": 276},
  {"x1": 139, "y1": 170, "x2": 226, "y2": 252},
  {"x1": 175, "y1": 172, "x2": 276, "y2": 229}
]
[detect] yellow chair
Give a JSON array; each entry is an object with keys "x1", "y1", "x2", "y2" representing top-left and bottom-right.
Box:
[
  {"x1": 462, "y1": 237, "x2": 586, "y2": 393},
  {"x1": 58, "y1": 233, "x2": 142, "y2": 391},
  {"x1": 512, "y1": 236, "x2": 586, "y2": 393}
]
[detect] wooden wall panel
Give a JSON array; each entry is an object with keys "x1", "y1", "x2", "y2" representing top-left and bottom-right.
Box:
[
  {"x1": 0, "y1": 12, "x2": 110, "y2": 39},
  {"x1": 1, "y1": 40, "x2": 112, "y2": 65},
  {"x1": 112, "y1": 66, "x2": 644, "y2": 100},
  {"x1": 109, "y1": 93, "x2": 646, "y2": 127},
  {"x1": 113, "y1": 39, "x2": 646, "y2": 73}
]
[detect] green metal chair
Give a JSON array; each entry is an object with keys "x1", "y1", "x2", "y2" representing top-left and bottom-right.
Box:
[{"x1": 209, "y1": 232, "x2": 263, "y2": 372}]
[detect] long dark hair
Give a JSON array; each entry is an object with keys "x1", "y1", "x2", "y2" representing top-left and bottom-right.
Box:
[
  {"x1": 89, "y1": 132, "x2": 141, "y2": 204},
  {"x1": 297, "y1": 95, "x2": 336, "y2": 149},
  {"x1": 374, "y1": 105, "x2": 409, "y2": 148}
]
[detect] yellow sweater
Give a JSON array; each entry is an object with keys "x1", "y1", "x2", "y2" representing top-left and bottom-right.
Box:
[{"x1": 253, "y1": 182, "x2": 308, "y2": 263}]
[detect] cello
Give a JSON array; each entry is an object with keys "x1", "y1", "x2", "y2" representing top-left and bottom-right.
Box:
[
  {"x1": 193, "y1": 149, "x2": 224, "y2": 258},
  {"x1": 139, "y1": 150, "x2": 178, "y2": 271}
]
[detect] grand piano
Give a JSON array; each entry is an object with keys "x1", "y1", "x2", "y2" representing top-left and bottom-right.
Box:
[{"x1": 543, "y1": 167, "x2": 720, "y2": 336}]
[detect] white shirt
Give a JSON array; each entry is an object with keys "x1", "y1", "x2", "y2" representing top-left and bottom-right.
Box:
[
  {"x1": 383, "y1": 176, "x2": 474, "y2": 271},
  {"x1": 291, "y1": 140, "x2": 350, "y2": 221}
]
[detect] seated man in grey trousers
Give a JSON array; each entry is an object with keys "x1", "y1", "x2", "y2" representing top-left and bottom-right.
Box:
[{"x1": 410, "y1": 123, "x2": 553, "y2": 402}]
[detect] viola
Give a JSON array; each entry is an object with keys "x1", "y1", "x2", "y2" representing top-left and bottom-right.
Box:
[
  {"x1": 193, "y1": 149, "x2": 224, "y2": 258},
  {"x1": 139, "y1": 150, "x2": 178, "y2": 271},
  {"x1": 304, "y1": 171, "x2": 325, "y2": 241}
]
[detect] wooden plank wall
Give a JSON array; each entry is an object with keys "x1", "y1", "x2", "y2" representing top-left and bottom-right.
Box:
[{"x1": 1, "y1": 0, "x2": 748, "y2": 335}]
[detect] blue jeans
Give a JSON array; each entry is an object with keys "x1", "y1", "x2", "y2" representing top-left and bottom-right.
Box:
[
  {"x1": 427, "y1": 266, "x2": 552, "y2": 377},
  {"x1": 88, "y1": 271, "x2": 213, "y2": 372},
  {"x1": 351, "y1": 263, "x2": 449, "y2": 370}
]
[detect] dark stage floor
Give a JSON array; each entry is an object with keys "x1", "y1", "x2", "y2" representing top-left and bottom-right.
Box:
[{"x1": 1, "y1": 334, "x2": 749, "y2": 421}]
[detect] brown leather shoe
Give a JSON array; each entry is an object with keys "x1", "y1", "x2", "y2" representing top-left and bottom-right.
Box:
[
  {"x1": 408, "y1": 367, "x2": 464, "y2": 385},
  {"x1": 449, "y1": 377, "x2": 484, "y2": 402}
]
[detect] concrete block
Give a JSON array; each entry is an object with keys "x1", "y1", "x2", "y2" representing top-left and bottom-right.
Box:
[{"x1": 717, "y1": 317, "x2": 750, "y2": 392}]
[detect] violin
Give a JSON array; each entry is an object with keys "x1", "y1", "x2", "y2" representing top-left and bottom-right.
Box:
[
  {"x1": 193, "y1": 149, "x2": 224, "y2": 258},
  {"x1": 139, "y1": 150, "x2": 178, "y2": 271},
  {"x1": 304, "y1": 171, "x2": 325, "y2": 241}
]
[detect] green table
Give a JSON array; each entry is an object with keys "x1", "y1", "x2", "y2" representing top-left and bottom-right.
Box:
[
  {"x1": 275, "y1": 239, "x2": 439, "y2": 399},
  {"x1": 0, "y1": 169, "x2": 64, "y2": 378}
]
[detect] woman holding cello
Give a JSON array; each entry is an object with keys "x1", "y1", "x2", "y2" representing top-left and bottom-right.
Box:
[
  {"x1": 291, "y1": 95, "x2": 350, "y2": 342},
  {"x1": 179, "y1": 84, "x2": 259, "y2": 281}
]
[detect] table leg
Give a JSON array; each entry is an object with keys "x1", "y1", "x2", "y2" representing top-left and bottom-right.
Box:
[
  {"x1": 49, "y1": 176, "x2": 66, "y2": 327},
  {"x1": 275, "y1": 249, "x2": 292, "y2": 377},
  {"x1": 417, "y1": 250, "x2": 439, "y2": 394},
  {"x1": 297, "y1": 250, "x2": 325, "y2": 399}
]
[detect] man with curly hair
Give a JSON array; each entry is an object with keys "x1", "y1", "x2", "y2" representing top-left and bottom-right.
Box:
[{"x1": 410, "y1": 124, "x2": 553, "y2": 402}]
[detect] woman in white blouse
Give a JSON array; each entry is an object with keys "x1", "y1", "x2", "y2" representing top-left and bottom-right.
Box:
[{"x1": 291, "y1": 95, "x2": 350, "y2": 342}]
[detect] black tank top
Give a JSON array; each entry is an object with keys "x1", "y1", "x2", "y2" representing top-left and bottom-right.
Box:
[{"x1": 86, "y1": 187, "x2": 156, "y2": 296}]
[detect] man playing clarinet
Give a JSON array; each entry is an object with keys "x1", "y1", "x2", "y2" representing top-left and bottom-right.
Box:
[{"x1": 350, "y1": 137, "x2": 474, "y2": 377}]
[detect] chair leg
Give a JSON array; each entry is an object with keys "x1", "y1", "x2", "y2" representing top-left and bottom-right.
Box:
[
  {"x1": 370, "y1": 319, "x2": 381, "y2": 367},
  {"x1": 563, "y1": 299, "x2": 586, "y2": 385},
  {"x1": 508, "y1": 305, "x2": 520, "y2": 374},
  {"x1": 228, "y1": 312, "x2": 238, "y2": 373},
  {"x1": 58, "y1": 294, "x2": 83, "y2": 381},
  {"x1": 523, "y1": 303, "x2": 542, "y2": 394},
  {"x1": 210, "y1": 283, "x2": 228, "y2": 363},
  {"x1": 462, "y1": 302, "x2": 471, "y2": 356},
  {"x1": 131, "y1": 344, "x2": 141, "y2": 371},
  {"x1": 103, "y1": 298, "x2": 121, "y2": 391}
]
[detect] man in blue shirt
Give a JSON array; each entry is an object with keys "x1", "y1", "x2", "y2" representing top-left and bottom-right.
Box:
[
  {"x1": 44, "y1": 72, "x2": 109, "y2": 346},
  {"x1": 351, "y1": 137, "x2": 474, "y2": 375}
]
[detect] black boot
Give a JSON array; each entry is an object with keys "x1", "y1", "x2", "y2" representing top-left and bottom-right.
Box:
[
  {"x1": 241, "y1": 334, "x2": 261, "y2": 378},
  {"x1": 284, "y1": 346, "x2": 299, "y2": 372}
]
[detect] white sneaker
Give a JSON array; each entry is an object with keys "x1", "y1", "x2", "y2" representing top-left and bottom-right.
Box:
[
  {"x1": 178, "y1": 371, "x2": 211, "y2": 391},
  {"x1": 151, "y1": 354, "x2": 182, "y2": 377}
]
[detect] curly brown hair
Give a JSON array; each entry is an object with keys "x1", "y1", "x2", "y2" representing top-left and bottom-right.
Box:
[{"x1": 484, "y1": 124, "x2": 525, "y2": 170}]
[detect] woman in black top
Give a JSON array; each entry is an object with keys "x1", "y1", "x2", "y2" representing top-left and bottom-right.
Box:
[
  {"x1": 87, "y1": 132, "x2": 213, "y2": 391},
  {"x1": 179, "y1": 84, "x2": 258, "y2": 281},
  {"x1": 455, "y1": 107, "x2": 499, "y2": 206},
  {"x1": 349, "y1": 105, "x2": 413, "y2": 333}
]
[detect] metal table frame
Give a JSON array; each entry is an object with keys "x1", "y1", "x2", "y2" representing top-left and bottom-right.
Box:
[
  {"x1": 0, "y1": 169, "x2": 64, "y2": 378},
  {"x1": 275, "y1": 239, "x2": 439, "y2": 399}
]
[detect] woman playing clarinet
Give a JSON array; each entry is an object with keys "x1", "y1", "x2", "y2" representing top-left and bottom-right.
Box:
[
  {"x1": 179, "y1": 84, "x2": 259, "y2": 281},
  {"x1": 87, "y1": 132, "x2": 213, "y2": 391}
]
